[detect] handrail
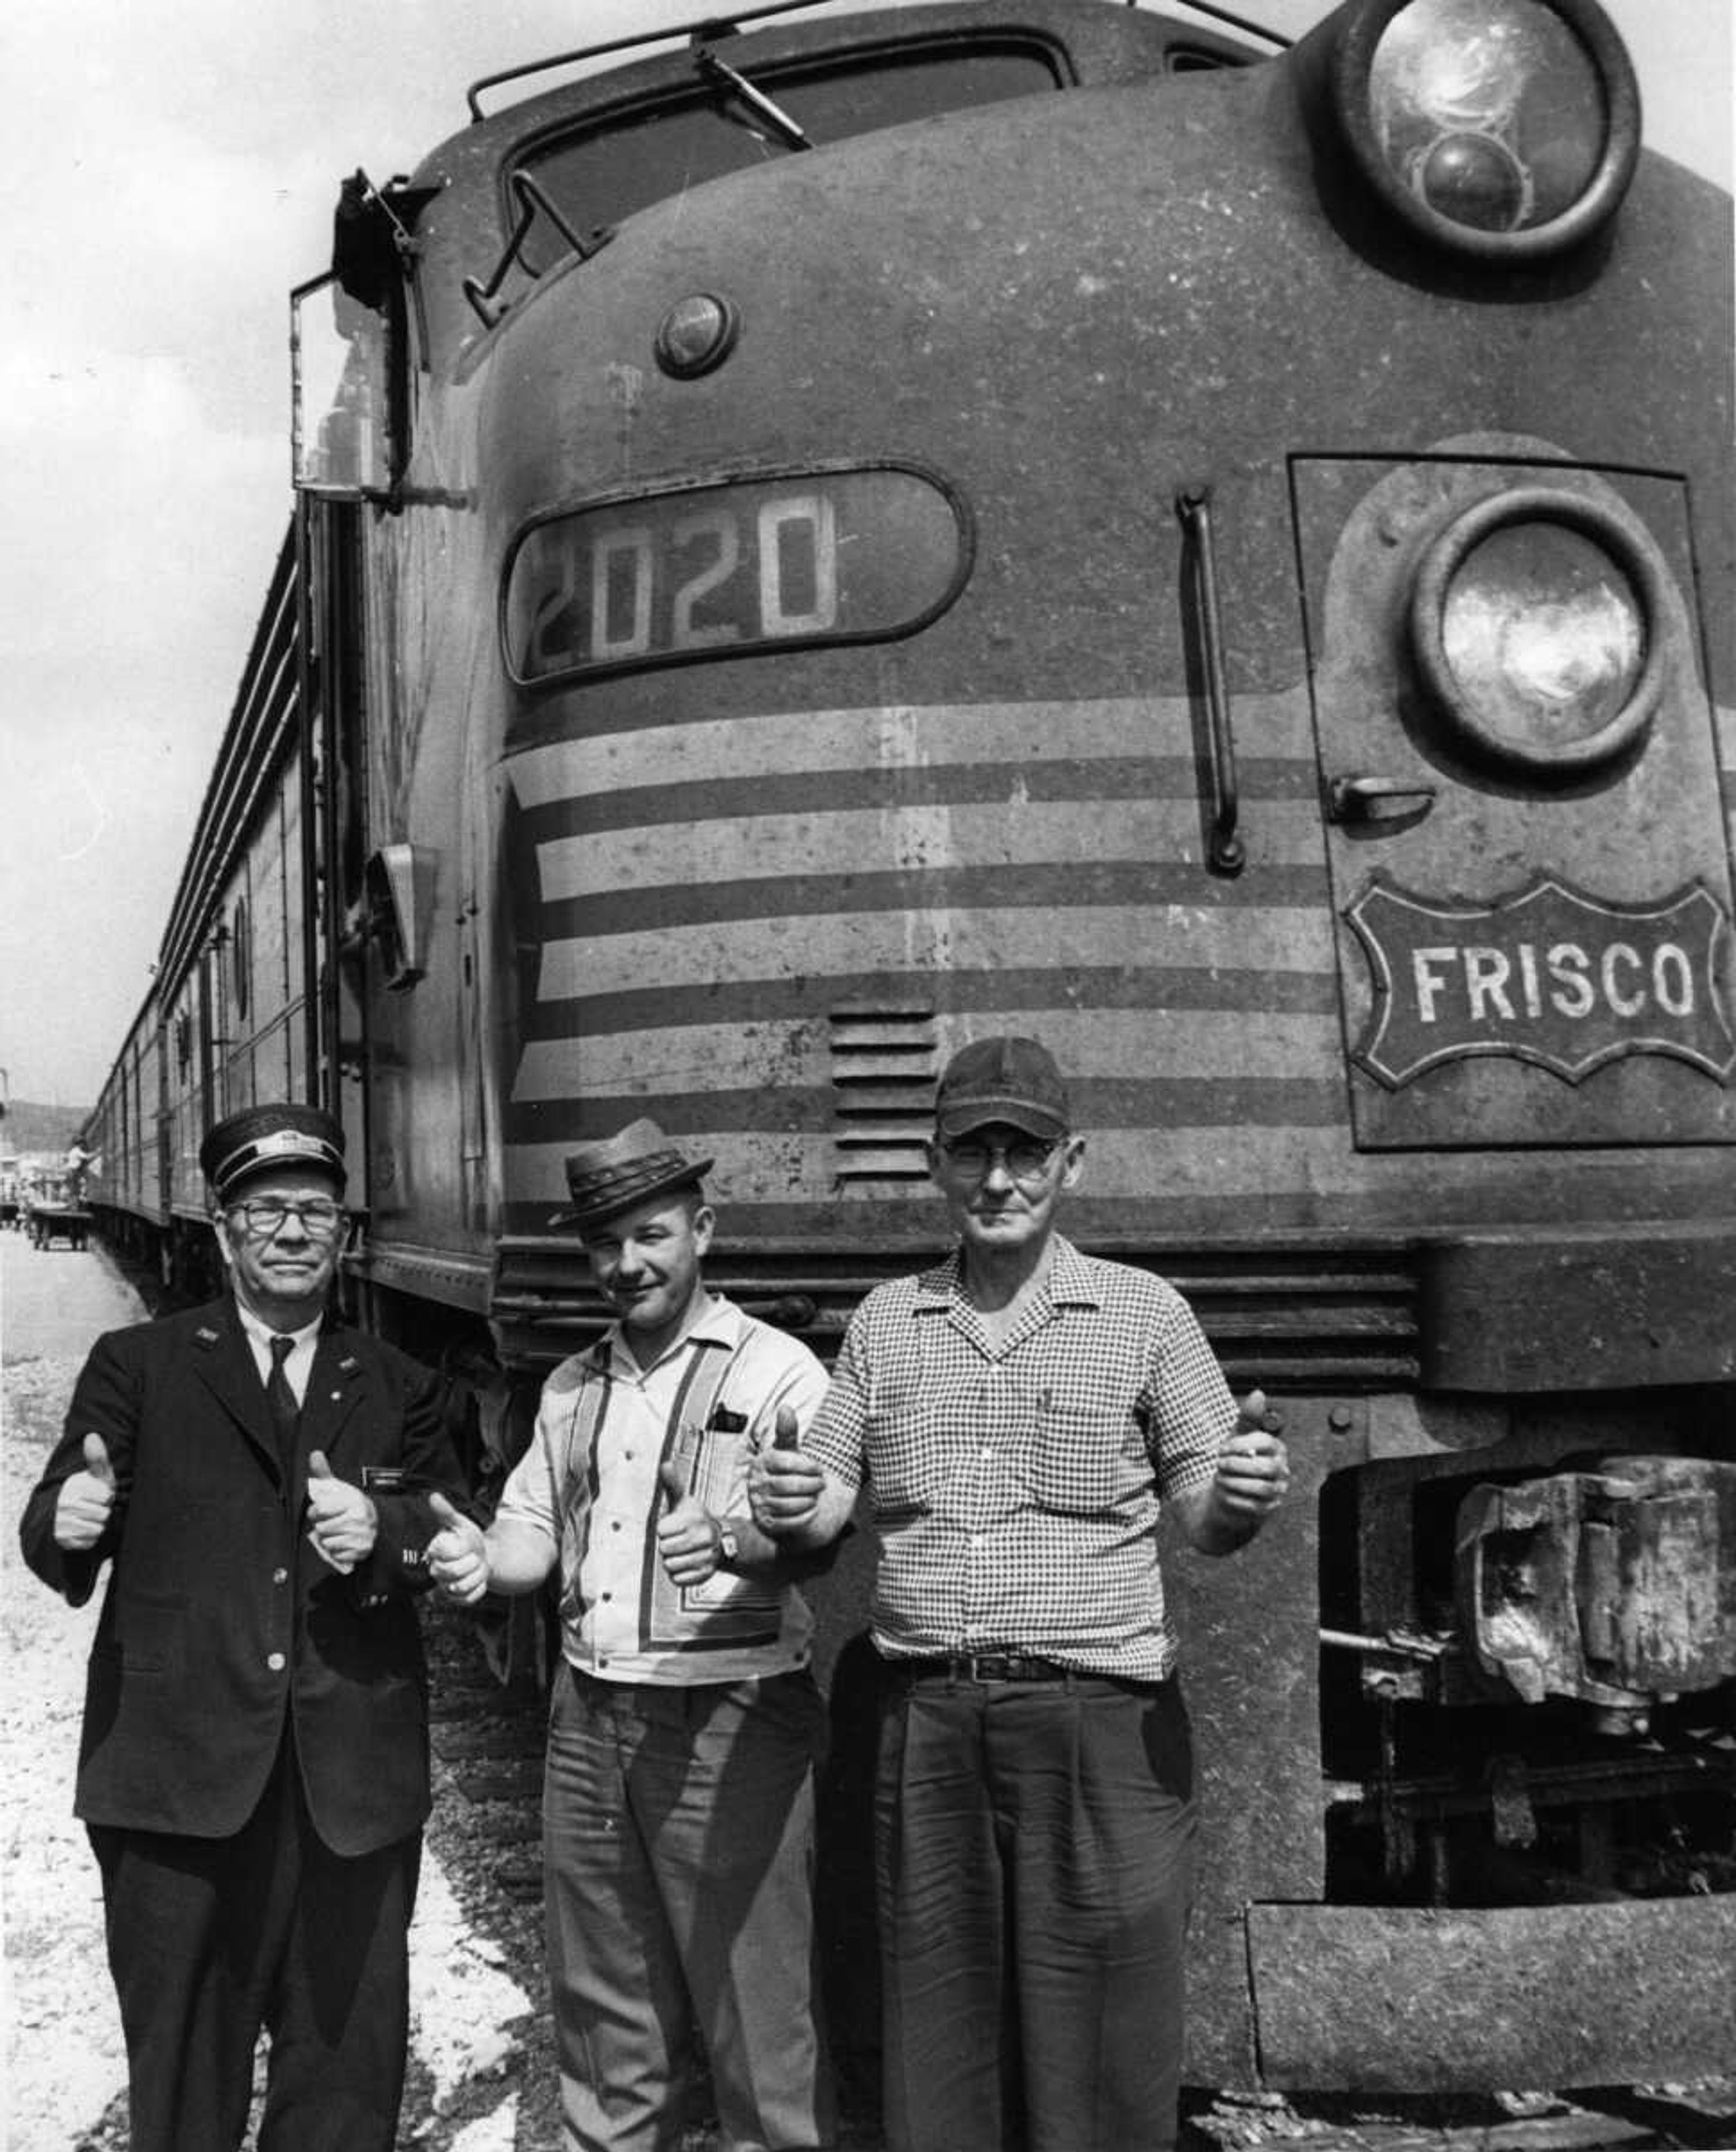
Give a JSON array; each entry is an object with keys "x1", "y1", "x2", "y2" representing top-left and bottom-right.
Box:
[
  {"x1": 1176, "y1": 485, "x2": 1246, "y2": 877},
  {"x1": 1126, "y1": 0, "x2": 1289, "y2": 48},
  {"x1": 466, "y1": 0, "x2": 847, "y2": 120}
]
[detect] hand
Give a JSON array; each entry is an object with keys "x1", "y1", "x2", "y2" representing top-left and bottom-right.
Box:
[
  {"x1": 304, "y1": 1449, "x2": 379, "y2": 1572},
  {"x1": 426, "y1": 1492, "x2": 491, "y2": 1605},
  {"x1": 53, "y1": 1433, "x2": 117, "y2": 1551},
  {"x1": 749, "y1": 1412, "x2": 823, "y2": 1536},
  {"x1": 1212, "y1": 1389, "x2": 1289, "y2": 1519},
  {"x1": 655, "y1": 1459, "x2": 723, "y2": 1587}
]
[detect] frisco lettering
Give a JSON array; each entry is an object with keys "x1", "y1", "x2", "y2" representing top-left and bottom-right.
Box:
[{"x1": 1409, "y1": 938, "x2": 1698, "y2": 1026}]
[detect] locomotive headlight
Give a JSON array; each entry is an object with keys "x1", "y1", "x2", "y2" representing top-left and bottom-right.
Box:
[
  {"x1": 1333, "y1": 0, "x2": 1639, "y2": 257},
  {"x1": 1410, "y1": 487, "x2": 1666, "y2": 774}
]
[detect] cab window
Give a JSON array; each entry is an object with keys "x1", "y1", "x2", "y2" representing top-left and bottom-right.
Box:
[{"x1": 512, "y1": 42, "x2": 1065, "y2": 266}]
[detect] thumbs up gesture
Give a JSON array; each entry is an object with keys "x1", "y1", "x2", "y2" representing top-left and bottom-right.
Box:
[
  {"x1": 749, "y1": 1408, "x2": 823, "y2": 1536},
  {"x1": 53, "y1": 1432, "x2": 118, "y2": 1551},
  {"x1": 655, "y1": 1457, "x2": 725, "y2": 1588},
  {"x1": 427, "y1": 1491, "x2": 491, "y2": 1605},
  {"x1": 304, "y1": 1448, "x2": 378, "y2": 1573},
  {"x1": 1212, "y1": 1388, "x2": 1289, "y2": 1520}
]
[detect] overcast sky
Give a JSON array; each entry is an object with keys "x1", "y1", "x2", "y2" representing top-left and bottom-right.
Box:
[{"x1": 0, "y1": 0, "x2": 1728, "y2": 1112}]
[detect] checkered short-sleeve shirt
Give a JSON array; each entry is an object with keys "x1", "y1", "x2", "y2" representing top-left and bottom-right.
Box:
[{"x1": 807, "y1": 1237, "x2": 1235, "y2": 1681}]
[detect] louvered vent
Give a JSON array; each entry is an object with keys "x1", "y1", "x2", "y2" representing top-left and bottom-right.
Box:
[{"x1": 830, "y1": 1003, "x2": 937, "y2": 1183}]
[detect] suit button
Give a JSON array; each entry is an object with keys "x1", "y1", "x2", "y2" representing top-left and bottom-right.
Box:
[
  {"x1": 267, "y1": 1652, "x2": 287, "y2": 1672},
  {"x1": 273, "y1": 1568, "x2": 289, "y2": 1586}
]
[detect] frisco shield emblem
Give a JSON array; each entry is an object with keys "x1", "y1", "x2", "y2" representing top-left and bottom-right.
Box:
[{"x1": 1346, "y1": 874, "x2": 1735, "y2": 1089}]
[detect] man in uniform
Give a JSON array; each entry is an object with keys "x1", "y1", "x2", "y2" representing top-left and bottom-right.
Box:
[
  {"x1": 19, "y1": 1102, "x2": 463, "y2": 2152},
  {"x1": 749, "y1": 1036, "x2": 1289, "y2": 2152},
  {"x1": 427, "y1": 1118, "x2": 836, "y2": 2152}
]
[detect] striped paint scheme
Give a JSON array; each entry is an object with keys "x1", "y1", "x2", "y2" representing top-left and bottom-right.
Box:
[
  {"x1": 497, "y1": 688, "x2": 1736, "y2": 1232},
  {"x1": 500, "y1": 689, "x2": 1335, "y2": 1216},
  {"x1": 502, "y1": 1126, "x2": 1726, "y2": 1232}
]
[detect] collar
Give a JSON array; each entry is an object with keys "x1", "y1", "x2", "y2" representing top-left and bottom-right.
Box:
[
  {"x1": 914, "y1": 1235, "x2": 1103, "y2": 1315},
  {"x1": 600, "y1": 1290, "x2": 740, "y2": 1377},
  {"x1": 234, "y1": 1301, "x2": 325, "y2": 1352}
]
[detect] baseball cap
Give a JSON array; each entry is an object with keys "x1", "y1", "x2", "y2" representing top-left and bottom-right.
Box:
[{"x1": 934, "y1": 1035, "x2": 1070, "y2": 1141}]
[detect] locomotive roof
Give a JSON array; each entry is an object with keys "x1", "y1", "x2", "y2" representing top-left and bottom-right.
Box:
[{"x1": 387, "y1": 0, "x2": 1264, "y2": 365}]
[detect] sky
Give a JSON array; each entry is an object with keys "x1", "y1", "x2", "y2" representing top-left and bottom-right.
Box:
[{"x1": 0, "y1": 0, "x2": 1729, "y2": 1113}]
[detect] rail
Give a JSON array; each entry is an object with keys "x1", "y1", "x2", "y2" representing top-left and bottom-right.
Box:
[{"x1": 464, "y1": 0, "x2": 1291, "y2": 119}]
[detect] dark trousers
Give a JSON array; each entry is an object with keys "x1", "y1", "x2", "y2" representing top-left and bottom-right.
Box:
[
  {"x1": 875, "y1": 1672, "x2": 1197, "y2": 2152},
  {"x1": 88, "y1": 1732, "x2": 421, "y2": 2152}
]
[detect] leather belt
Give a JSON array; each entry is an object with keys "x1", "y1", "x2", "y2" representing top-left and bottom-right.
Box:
[{"x1": 892, "y1": 1652, "x2": 1073, "y2": 1684}]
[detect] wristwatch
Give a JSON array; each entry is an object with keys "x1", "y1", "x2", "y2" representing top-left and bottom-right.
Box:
[{"x1": 716, "y1": 1523, "x2": 740, "y2": 1569}]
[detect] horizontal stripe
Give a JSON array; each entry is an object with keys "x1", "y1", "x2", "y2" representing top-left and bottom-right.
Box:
[
  {"x1": 503, "y1": 1076, "x2": 1347, "y2": 1142},
  {"x1": 522, "y1": 965, "x2": 1343, "y2": 1041},
  {"x1": 505, "y1": 1126, "x2": 1349, "y2": 1208},
  {"x1": 509, "y1": 1009, "x2": 1346, "y2": 1104},
  {"x1": 538, "y1": 859, "x2": 1332, "y2": 946},
  {"x1": 534, "y1": 901, "x2": 1335, "y2": 1002},
  {"x1": 502, "y1": 1125, "x2": 1735, "y2": 1217},
  {"x1": 518, "y1": 755, "x2": 1319, "y2": 846},
  {"x1": 505, "y1": 692, "x2": 1316, "y2": 810},
  {"x1": 537, "y1": 798, "x2": 1328, "y2": 901},
  {"x1": 525, "y1": 1180, "x2": 1736, "y2": 1247}
]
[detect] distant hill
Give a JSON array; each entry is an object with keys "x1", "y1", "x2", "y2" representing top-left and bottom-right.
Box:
[{"x1": 1, "y1": 1100, "x2": 93, "y2": 1158}]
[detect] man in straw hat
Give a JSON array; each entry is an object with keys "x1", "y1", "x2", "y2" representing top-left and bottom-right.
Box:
[
  {"x1": 19, "y1": 1101, "x2": 466, "y2": 2152},
  {"x1": 749, "y1": 1035, "x2": 1289, "y2": 2152},
  {"x1": 428, "y1": 1118, "x2": 837, "y2": 2152}
]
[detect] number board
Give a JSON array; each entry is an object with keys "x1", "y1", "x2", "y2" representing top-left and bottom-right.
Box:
[{"x1": 502, "y1": 463, "x2": 969, "y2": 685}]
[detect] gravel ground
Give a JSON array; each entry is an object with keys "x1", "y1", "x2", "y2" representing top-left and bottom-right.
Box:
[{"x1": 4, "y1": 1352, "x2": 132, "y2": 2152}]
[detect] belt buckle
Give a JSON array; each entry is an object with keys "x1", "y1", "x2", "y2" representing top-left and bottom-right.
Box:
[{"x1": 967, "y1": 1652, "x2": 1017, "y2": 1680}]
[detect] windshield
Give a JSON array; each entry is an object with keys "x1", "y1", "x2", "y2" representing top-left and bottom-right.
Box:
[{"x1": 512, "y1": 41, "x2": 1065, "y2": 260}]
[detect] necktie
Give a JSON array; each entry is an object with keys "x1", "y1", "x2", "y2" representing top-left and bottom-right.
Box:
[{"x1": 267, "y1": 1334, "x2": 301, "y2": 1472}]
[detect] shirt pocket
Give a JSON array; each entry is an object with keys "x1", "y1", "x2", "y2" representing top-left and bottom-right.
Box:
[
  {"x1": 683, "y1": 1421, "x2": 750, "y2": 1518},
  {"x1": 867, "y1": 1391, "x2": 952, "y2": 1517},
  {"x1": 1020, "y1": 1398, "x2": 1142, "y2": 1516}
]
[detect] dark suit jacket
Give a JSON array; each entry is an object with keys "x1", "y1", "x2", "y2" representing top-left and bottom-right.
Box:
[{"x1": 19, "y1": 1298, "x2": 464, "y2": 1856}]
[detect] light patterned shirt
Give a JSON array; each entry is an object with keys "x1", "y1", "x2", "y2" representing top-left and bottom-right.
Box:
[
  {"x1": 806, "y1": 1237, "x2": 1235, "y2": 1681},
  {"x1": 495, "y1": 1294, "x2": 827, "y2": 1684}
]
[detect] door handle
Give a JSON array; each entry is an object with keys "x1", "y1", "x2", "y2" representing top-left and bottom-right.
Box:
[{"x1": 1327, "y1": 775, "x2": 1439, "y2": 825}]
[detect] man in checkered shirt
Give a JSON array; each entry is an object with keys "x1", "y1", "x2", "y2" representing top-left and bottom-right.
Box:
[{"x1": 750, "y1": 1035, "x2": 1288, "y2": 2152}]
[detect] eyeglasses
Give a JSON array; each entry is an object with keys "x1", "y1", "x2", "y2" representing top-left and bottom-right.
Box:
[
  {"x1": 228, "y1": 1198, "x2": 345, "y2": 1239},
  {"x1": 938, "y1": 1137, "x2": 1062, "y2": 1184}
]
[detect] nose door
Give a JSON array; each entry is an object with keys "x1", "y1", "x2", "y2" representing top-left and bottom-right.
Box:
[{"x1": 1295, "y1": 453, "x2": 1736, "y2": 1150}]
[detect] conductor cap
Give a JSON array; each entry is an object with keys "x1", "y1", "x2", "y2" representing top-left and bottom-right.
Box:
[{"x1": 200, "y1": 1104, "x2": 347, "y2": 1204}]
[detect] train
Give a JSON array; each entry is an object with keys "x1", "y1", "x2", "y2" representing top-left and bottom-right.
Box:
[{"x1": 80, "y1": 0, "x2": 1735, "y2": 2101}]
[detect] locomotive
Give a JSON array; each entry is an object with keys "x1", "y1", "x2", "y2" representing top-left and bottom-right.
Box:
[{"x1": 82, "y1": 0, "x2": 1736, "y2": 2097}]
